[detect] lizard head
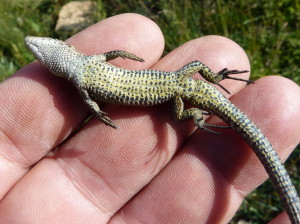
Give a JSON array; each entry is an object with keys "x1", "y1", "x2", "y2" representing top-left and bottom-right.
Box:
[{"x1": 25, "y1": 36, "x2": 80, "y2": 79}]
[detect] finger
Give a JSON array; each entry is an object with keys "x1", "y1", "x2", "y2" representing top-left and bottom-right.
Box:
[
  {"x1": 111, "y1": 76, "x2": 300, "y2": 223},
  {"x1": 0, "y1": 13, "x2": 164, "y2": 199},
  {"x1": 0, "y1": 35, "x2": 249, "y2": 223}
]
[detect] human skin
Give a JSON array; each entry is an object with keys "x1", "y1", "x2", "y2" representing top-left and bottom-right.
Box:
[{"x1": 0, "y1": 13, "x2": 299, "y2": 223}]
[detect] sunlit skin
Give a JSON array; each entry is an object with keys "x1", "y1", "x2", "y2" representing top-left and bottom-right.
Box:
[{"x1": 0, "y1": 14, "x2": 300, "y2": 224}]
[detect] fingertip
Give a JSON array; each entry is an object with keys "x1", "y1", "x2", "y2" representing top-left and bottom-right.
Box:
[
  {"x1": 68, "y1": 13, "x2": 165, "y2": 69},
  {"x1": 158, "y1": 35, "x2": 249, "y2": 69},
  {"x1": 195, "y1": 35, "x2": 250, "y2": 73}
]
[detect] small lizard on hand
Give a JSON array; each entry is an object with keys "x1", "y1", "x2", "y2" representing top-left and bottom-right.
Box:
[{"x1": 25, "y1": 36, "x2": 300, "y2": 224}]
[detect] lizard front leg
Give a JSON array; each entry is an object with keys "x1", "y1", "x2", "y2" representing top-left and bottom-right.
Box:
[
  {"x1": 172, "y1": 94, "x2": 230, "y2": 134},
  {"x1": 78, "y1": 88, "x2": 117, "y2": 128},
  {"x1": 102, "y1": 50, "x2": 145, "y2": 62}
]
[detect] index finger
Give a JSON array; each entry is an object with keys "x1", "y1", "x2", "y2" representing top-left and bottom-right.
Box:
[{"x1": 0, "y1": 13, "x2": 164, "y2": 199}]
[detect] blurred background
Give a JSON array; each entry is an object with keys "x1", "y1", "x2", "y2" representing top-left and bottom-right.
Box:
[{"x1": 0, "y1": 0, "x2": 299, "y2": 223}]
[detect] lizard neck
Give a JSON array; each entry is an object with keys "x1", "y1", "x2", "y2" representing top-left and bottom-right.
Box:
[{"x1": 46, "y1": 48, "x2": 82, "y2": 80}]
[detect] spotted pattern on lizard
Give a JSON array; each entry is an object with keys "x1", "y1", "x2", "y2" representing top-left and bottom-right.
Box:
[{"x1": 25, "y1": 36, "x2": 300, "y2": 223}]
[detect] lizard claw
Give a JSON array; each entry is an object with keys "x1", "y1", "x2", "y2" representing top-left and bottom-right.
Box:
[
  {"x1": 195, "y1": 120, "x2": 232, "y2": 135},
  {"x1": 101, "y1": 116, "x2": 118, "y2": 129},
  {"x1": 218, "y1": 68, "x2": 253, "y2": 84},
  {"x1": 216, "y1": 68, "x2": 252, "y2": 94},
  {"x1": 96, "y1": 114, "x2": 118, "y2": 129}
]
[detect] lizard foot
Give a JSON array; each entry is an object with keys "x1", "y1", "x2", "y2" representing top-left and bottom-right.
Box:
[
  {"x1": 216, "y1": 68, "x2": 253, "y2": 94},
  {"x1": 195, "y1": 119, "x2": 232, "y2": 135},
  {"x1": 96, "y1": 114, "x2": 118, "y2": 129}
]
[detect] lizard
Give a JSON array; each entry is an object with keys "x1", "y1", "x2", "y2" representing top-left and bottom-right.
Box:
[{"x1": 25, "y1": 36, "x2": 300, "y2": 223}]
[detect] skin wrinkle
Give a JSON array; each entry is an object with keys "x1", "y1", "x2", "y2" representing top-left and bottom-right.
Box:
[
  {"x1": 54, "y1": 107, "x2": 176, "y2": 219},
  {"x1": 110, "y1": 106, "x2": 177, "y2": 174},
  {"x1": 245, "y1": 84, "x2": 256, "y2": 119},
  {"x1": 143, "y1": 140, "x2": 170, "y2": 177},
  {"x1": 232, "y1": 160, "x2": 260, "y2": 198},
  {"x1": 253, "y1": 87, "x2": 274, "y2": 130},
  {"x1": 1, "y1": 68, "x2": 78, "y2": 164},
  {"x1": 0, "y1": 119, "x2": 46, "y2": 169},
  {"x1": 57, "y1": 156, "x2": 115, "y2": 218},
  {"x1": 185, "y1": 139, "x2": 232, "y2": 223},
  {"x1": 0, "y1": 132, "x2": 28, "y2": 168},
  {"x1": 200, "y1": 145, "x2": 247, "y2": 200},
  {"x1": 170, "y1": 156, "x2": 215, "y2": 222}
]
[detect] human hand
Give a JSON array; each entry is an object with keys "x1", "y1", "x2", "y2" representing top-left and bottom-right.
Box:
[{"x1": 0, "y1": 13, "x2": 299, "y2": 223}]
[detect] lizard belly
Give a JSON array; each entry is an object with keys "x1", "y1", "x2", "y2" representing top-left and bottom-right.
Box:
[{"x1": 80, "y1": 64, "x2": 180, "y2": 106}]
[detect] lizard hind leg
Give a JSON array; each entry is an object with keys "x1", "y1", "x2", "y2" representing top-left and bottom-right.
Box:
[
  {"x1": 172, "y1": 94, "x2": 231, "y2": 134},
  {"x1": 177, "y1": 60, "x2": 251, "y2": 94}
]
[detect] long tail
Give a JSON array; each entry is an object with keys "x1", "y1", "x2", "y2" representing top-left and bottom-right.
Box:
[{"x1": 213, "y1": 98, "x2": 300, "y2": 223}]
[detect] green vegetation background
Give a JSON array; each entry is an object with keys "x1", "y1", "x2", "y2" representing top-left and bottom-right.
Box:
[{"x1": 0, "y1": 0, "x2": 299, "y2": 223}]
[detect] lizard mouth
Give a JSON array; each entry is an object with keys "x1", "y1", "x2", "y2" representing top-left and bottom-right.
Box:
[{"x1": 25, "y1": 36, "x2": 45, "y2": 63}]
